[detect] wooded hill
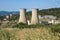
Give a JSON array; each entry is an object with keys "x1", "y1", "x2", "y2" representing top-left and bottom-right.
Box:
[
  {"x1": 27, "y1": 7, "x2": 60, "y2": 19},
  {"x1": 39, "y1": 8, "x2": 60, "y2": 17},
  {"x1": 27, "y1": 8, "x2": 60, "y2": 18}
]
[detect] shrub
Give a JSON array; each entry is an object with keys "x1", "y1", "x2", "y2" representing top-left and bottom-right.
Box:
[
  {"x1": 12, "y1": 23, "x2": 50, "y2": 29},
  {"x1": 50, "y1": 24, "x2": 60, "y2": 33},
  {"x1": 12, "y1": 23, "x2": 28, "y2": 28}
]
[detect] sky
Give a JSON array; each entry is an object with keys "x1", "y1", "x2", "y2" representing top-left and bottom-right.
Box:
[{"x1": 0, "y1": 0, "x2": 60, "y2": 11}]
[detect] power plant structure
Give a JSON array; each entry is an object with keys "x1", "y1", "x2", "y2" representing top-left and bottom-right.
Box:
[
  {"x1": 31, "y1": 8, "x2": 39, "y2": 24},
  {"x1": 19, "y1": 8, "x2": 27, "y2": 24},
  {"x1": 19, "y1": 8, "x2": 39, "y2": 25}
]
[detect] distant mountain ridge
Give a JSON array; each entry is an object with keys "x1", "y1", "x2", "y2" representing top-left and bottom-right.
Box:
[
  {"x1": 0, "y1": 7, "x2": 60, "y2": 17},
  {"x1": 0, "y1": 11, "x2": 19, "y2": 16}
]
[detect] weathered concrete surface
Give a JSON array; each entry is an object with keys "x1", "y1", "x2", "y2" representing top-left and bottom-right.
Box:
[
  {"x1": 19, "y1": 8, "x2": 27, "y2": 24},
  {"x1": 31, "y1": 8, "x2": 39, "y2": 24}
]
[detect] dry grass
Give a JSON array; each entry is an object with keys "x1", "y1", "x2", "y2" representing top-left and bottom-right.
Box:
[{"x1": 0, "y1": 27, "x2": 60, "y2": 40}]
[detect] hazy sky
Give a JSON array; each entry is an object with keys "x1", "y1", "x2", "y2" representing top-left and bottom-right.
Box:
[{"x1": 0, "y1": 0, "x2": 60, "y2": 11}]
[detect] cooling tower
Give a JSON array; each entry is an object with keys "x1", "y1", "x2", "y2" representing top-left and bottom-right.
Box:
[
  {"x1": 19, "y1": 8, "x2": 27, "y2": 24},
  {"x1": 31, "y1": 8, "x2": 39, "y2": 24}
]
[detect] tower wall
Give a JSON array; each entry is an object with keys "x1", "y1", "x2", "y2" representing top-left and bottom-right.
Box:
[
  {"x1": 31, "y1": 8, "x2": 39, "y2": 24},
  {"x1": 19, "y1": 8, "x2": 27, "y2": 24}
]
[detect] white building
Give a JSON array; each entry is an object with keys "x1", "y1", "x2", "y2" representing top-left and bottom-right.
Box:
[
  {"x1": 43, "y1": 15, "x2": 57, "y2": 20},
  {"x1": 54, "y1": 20, "x2": 60, "y2": 24},
  {"x1": 6, "y1": 15, "x2": 9, "y2": 19},
  {"x1": 27, "y1": 20, "x2": 31, "y2": 25},
  {"x1": 38, "y1": 15, "x2": 57, "y2": 24}
]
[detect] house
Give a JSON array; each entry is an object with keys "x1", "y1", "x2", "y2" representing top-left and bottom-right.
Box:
[{"x1": 6, "y1": 15, "x2": 9, "y2": 19}]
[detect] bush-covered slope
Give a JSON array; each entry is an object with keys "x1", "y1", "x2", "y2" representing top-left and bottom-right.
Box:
[{"x1": 39, "y1": 8, "x2": 60, "y2": 18}]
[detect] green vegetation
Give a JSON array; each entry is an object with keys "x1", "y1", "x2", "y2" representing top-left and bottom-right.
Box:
[
  {"x1": 39, "y1": 8, "x2": 60, "y2": 18},
  {"x1": 12, "y1": 23, "x2": 60, "y2": 33},
  {"x1": 0, "y1": 29, "x2": 17, "y2": 40},
  {"x1": 1, "y1": 22, "x2": 60, "y2": 33},
  {"x1": 0, "y1": 8, "x2": 60, "y2": 40},
  {"x1": 0, "y1": 22, "x2": 60, "y2": 40},
  {"x1": 27, "y1": 8, "x2": 60, "y2": 19},
  {"x1": 0, "y1": 26, "x2": 60, "y2": 40},
  {"x1": 8, "y1": 14, "x2": 19, "y2": 21},
  {"x1": 0, "y1": 8, "x2": 60, "y2": 20}
]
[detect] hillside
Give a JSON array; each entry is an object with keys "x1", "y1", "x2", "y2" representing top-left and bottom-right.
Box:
[
  {"x1": 27, "y1": 7, "x2": 60, "y2": 19},
  {"x1": 0, "y1": 8, "x2": 60, "y2": 16},
  {"x1": 39, "y1": 8, "x2": 60, "y2": 18}
]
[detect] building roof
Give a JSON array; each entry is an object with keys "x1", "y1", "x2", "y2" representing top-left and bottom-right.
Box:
[{"x1": 43, "y1": 15, "x2": 57, "y2": 19}]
